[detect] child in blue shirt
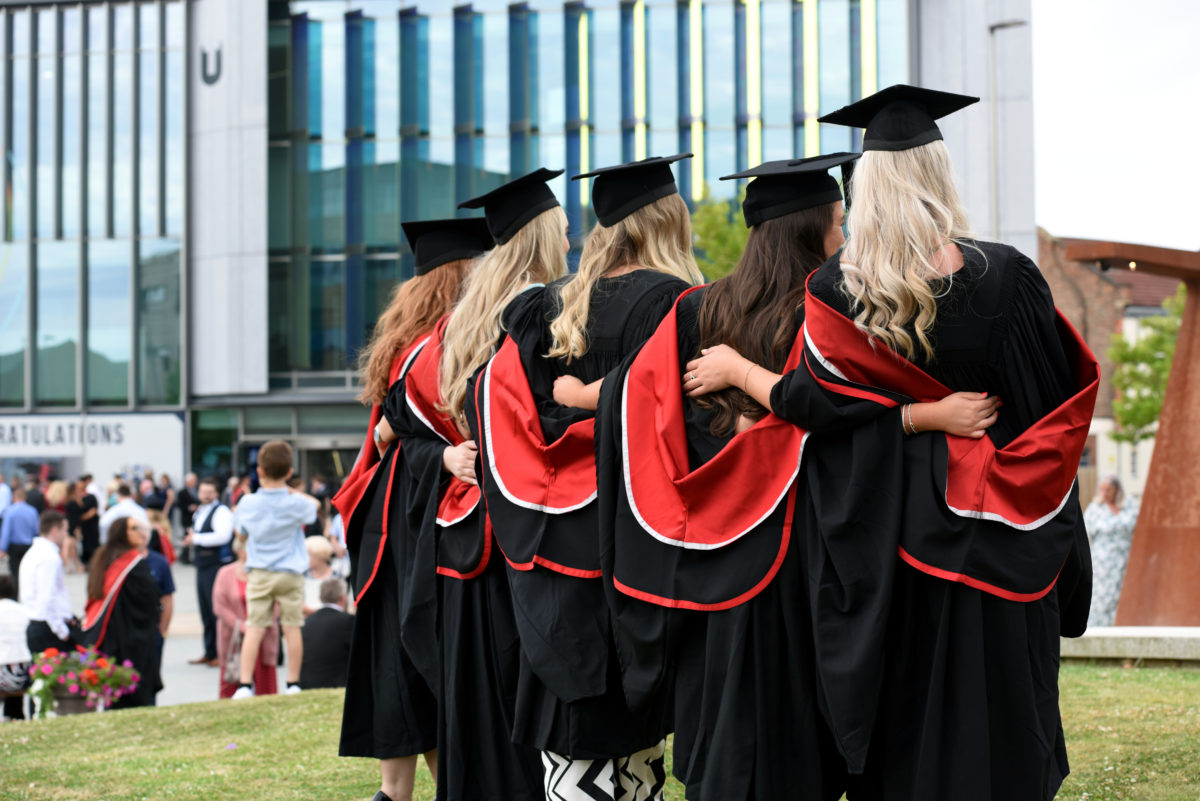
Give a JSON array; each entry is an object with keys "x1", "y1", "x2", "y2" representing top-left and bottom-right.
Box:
[{"x1": 230, "y1": 440, "x2": 319, "y2": 698}]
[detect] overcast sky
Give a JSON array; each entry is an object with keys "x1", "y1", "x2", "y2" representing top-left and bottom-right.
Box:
[{"x1": 1032, "y1": 0, "x2": 1200, "y2": 251}]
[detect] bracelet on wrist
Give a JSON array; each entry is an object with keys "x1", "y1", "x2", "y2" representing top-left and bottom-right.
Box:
[{"x1": 742, "y1": 363, "x2": 756, "y2": 393}]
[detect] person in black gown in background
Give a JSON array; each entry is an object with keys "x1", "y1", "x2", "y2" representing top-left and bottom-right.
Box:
[
  {"x1": 478, "y1": 155, "x2": 701, "y2": 800},
  {"x1": 389, "y1": 170, "x2": 568, "y2": 801},
  {"x1": 80, "y1": 517, "x2": 163, "y2": 709},
  {"x1": 684, "y1": 86, "x2": 1093, "y2": 801},
  {"x1": 336, "y1": 218, "x2": 490, "y2": 801}
]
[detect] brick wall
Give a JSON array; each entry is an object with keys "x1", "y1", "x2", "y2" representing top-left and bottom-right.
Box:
[{"x1": 1036, "y1": 228, "x2": 1127, "y2": 419}]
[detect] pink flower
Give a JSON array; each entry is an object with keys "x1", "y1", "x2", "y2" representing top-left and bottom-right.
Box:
[
  {"x1": 85, "y1": 699, "x2": 94, "y2": 709},
  {"x1": 122, "y1": 659, "x2": 133, "y2": 668},
  {"x1": 67, "y1": 672, "x2": 76, "y2": 680},
  {"x1": 68, "y1": 684, "x2": 79, "y2": 694},
  {"x1": 27, "y1": 664, "x2": 36, "y2": 675},
  {"x1": 58, "y1": 676, "x2": 66, "y2": 684},
  {"x1": 39, "y1": 664, "x2": 53, "y2": 676}
]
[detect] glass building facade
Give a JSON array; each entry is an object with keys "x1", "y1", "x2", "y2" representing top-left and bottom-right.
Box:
[
  {"x1": 266, "y1": 0, "x2": 910, "y2": 381},
  {"x1": 0, "y1": 1, "x2": 184, "y2": 412},
  {"x1": 0, "y1": 0, "x2": 912, "y2": 478}
]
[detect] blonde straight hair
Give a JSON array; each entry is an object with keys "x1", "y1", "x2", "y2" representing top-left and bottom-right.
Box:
[
  {"x1": 548, "y1": 193, "x2": 703, "y2": 362},
  {"x1": 438, "y1": 207, "x2": 568, "y2": 420},
  {"x1": 840, "y1": 140, "x2": 977, "y2": 361}
]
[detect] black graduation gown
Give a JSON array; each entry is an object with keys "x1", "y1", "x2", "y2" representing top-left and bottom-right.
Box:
[
  {"x1": 773, "y1": 241, "x2": 1095, "y2": 801},
  {"x1": 474, "y1": 272, "x2": 686, "y2": 759},
  {"x1": 595, "y1": 287, "x2": 846, "y2": 801},
  {"x1": 391, "y1": 318, "x2": 544, "y2": 801},
  {"x1": 81, "y1": 557, "x2": 163, "y2": 709},
  {"x1": 340, "y1": 338, "x2": 439, "y2": 760}
]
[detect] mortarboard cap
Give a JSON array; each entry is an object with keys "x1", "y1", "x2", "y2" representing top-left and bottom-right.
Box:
[
  {"x1": 572, "y1": 154, "x2": 691, "y2": 226},
  {"x1": 721, "y1": 152, "x2": 860, "y2": 228},
  {"x1": 457, "y1": 168, "x2": 563, "y2": 245},
  {"x1": 818, "y1": 84, "x2": 979, "y2": 152},
  {"x1": 402, "y1": 217, "x2": 494, "y2": 276}
]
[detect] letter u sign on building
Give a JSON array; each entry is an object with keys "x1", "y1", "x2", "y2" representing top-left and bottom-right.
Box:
[{"x1": 201, "y1": 47, "x2": 222, "y2": 85}]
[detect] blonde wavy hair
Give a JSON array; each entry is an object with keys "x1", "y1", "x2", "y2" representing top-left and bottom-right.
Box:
[
  {"x1": 548, "y1": 193, "x2": 702, "y2": 362},
  {"x1": 438, "y1": 207, "x2": 568, "y2": 420},
  {"x1": 840, "y1": 140, "x2": 977, "y2": 361}
]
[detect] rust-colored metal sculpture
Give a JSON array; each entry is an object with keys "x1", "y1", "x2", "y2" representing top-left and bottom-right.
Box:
[{"x1": 1064, "y1": 240, "x2": 1200, "y2": 625}]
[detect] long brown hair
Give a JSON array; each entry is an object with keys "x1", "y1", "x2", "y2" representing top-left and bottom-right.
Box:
[
  {"x1": 87, "y1": 517, "x2": 139, "y2": 600},
  {"x1": 357, "y1": 258, "x2": 475, "y2": 405},
  {"x1": 696, "y1": 202, "x2": 836, "y2": 435}
]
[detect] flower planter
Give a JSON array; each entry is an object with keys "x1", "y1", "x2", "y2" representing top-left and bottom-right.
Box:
[{"x1": 51, "y1": 691, "x2": 92, "y2": 716}]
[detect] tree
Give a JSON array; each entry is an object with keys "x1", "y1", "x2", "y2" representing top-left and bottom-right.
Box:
[
  {"x1": 1108, "y1": 283, "x2": 1185, "y2": 444},
  {"x1": 690, "y1": 186, "x2": 748, "y2": 281}
]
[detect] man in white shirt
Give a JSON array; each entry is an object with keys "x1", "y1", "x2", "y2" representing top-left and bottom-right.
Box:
[
  {"x1": 98, "y1": 483, "x2": 151, "y2": 542},
  {"x1": 19, "y1": 510, "x2": 78, "y2": 653},
  {"x1": 182, "y1": 477, "x2": 234, "y2": 666}
]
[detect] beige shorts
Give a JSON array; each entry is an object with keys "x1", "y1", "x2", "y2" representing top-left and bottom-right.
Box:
[{"x1": 245, "y1": 569, "x2": 305, "y2": 628}]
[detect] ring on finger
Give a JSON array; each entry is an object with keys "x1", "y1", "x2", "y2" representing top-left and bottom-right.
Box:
[{"x1": 689, "y1": 371, "x2": 697, "y2": 382}]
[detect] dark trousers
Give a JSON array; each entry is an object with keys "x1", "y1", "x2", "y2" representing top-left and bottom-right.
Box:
[
  {"x1": 26, "y1": 619, "x2": 81, "y2": 655},
  {"x1": 7, "y1": 543, "x2": 30, "y2": 595},
  {"x1": 195, "y1": 549, "x2": 229, "y2": 660}
]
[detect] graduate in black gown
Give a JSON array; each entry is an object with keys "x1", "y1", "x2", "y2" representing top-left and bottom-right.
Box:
[
  {"x1": 335, "y1": 218, "x2": 490, "y2": 801},
  {"x1": 594, "y1": 155, "x2": 993, "y2": 801},
  {"x1": 81, "y1": 517, "x2": 163, "y2": 709},
  {"x1": 389, "y1": 170, "x2": 568, "y2": 801},
  {"x1": 684, "y1": 86, "x2": 1095, "y2": 801},
  {"x1": 475, "y1": 155, "x2": 702, "y2": 800}
]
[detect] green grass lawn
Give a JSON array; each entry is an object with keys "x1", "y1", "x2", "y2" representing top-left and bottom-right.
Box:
[{"x1": 1, "y1": 663, "x2": 1198, "y2": 801}]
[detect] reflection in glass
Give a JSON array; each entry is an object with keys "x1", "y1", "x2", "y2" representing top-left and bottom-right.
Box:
[
  {"x1": 270, "y1": 257, "x2": 348, "y2": 373},
  {"x1": 591, "y1": 6, "x2": 619, "y2": 153},
  {"x1": 537, "y1": 8, "x2": 564, "y2": 131},
  {"x1": 87, "y1": 240, "x2": 130, "y2": 406},
  {"x1": 138, "y1": 239, "x2": 181, "y2": 405},
  {"x1": 268, "y1": 22, "x2": 291, "y2": 139},
  {"x1": 10, "y1": 57, "x2": 29, "y2": 241},
  {"x1": 36, "y1": 9, "x2": 55, "y2": 55},
  {"x1": 363, "y1": 258, "x2": 400, "y2": 345},
  {"x1": 87, "y1": 6, "x2": 107, "y2": 52},
  {"x1": 63, "y1": 7, "x2": 82, "y2": 53},
  {"x1": 372, "y1": 10, "x2": 398, "y2": 137},
  {"x1": 165, "y1": 1, "x2": 184, "y2": 50},
  {"x1": 364, "y1": 140, "x2": 400, "y2": 250},
  {"x1": 36, "y1": 55, "x2": 55, "y2": 238},
  {"x1": 877, "y1": 0, "x2": 909, "y2": 87},
  {"x1": 139, "y1": 50, "x2": 159, "y2": 235},
  {"x1": 138, "y1": 2, "x2": 159, "y2": 50},
  {"x1": 191, "y1": 409, "x2": 237, "y2": 477},
  {"x1": 482, "y1": 10, "x2": 508, "y2": 153},
  {"x1": 309, "y1": 143, "x2": 346, "y2": 252},
  {"x1": 308, "y1": 260, "x2": 347, "y2": 371},
  {"x1": 62, "y1": 53, "x2": 82, "y2": 238},
  {"x1": 268, "y1": 145, "x2": 292, "y2": 252},
  {"x1": 646, "y1": 5, "x2": 677, "y2": 138},
  {"x1": 11, "y1": 10, "x2": 30, "y2": 56},
  {"x1": 113, "y1": 51, "x2": 133, "y2": 236},
  {"x1": 320, "y1": 14, "x2": 345, "y2": 141},
  {"x1": 0, "y1": 244, "x2": 28, "y2": 406},
  {"x1": 703, "y1": 2, "x2": 735, "y2": 131},
  {"x1": 35, "y1": 243, "x2": 79, "y2": 406},
  {"x1": 761, "y1": 2, "x2": 793, "y2": 129},
  {"x1": 87, "y1": 51, "x2": 108, "y2": 237},
  {"x1": 114, "y1": 4, "x2": 133, "y2": 51},
  {"x1": 705, "y1": 129, "x2": 736, "y2": 199},
  {"x1": 165, "y1": 49, "x2": 184, "y2": 235},
  {"x1": 818, "y1": 0, "x2": 853, "y2": 154}
]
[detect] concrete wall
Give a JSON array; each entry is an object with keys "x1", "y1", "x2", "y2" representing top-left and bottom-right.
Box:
[
  {"x1": 188, "y1": 0, "x2": 268, "y2": 397},
  {"x1": 911, "y1": 0, "x2": 1036, "y2": 260}
]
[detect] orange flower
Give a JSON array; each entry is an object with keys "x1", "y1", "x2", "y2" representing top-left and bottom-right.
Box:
[
  {"x1": 81, "y1": 668, "x2": 99, "y2": 684},
  {"x1": 42, "y1": 648, "x2": 60, "y2": 659},
  {"x1": 95, "y1": 658, "x2": 110, "y2": 669}
]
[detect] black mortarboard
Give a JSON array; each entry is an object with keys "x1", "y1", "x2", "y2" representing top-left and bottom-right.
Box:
[
  {"x1": 818, "y1": 84, "x2": 979, "y2": 152},
  {"x1": 402, "y1": 217, "x2": 494, "y2": 276},
  {"x1": 572, "y1": 154, "x2": 691, "y2": 226},
  {"x1": 721, "y1": 152, "x2": 860, "y2": 228},
  {"x1": 457, "y1": 168, "x2": 563, "y2": 245}
]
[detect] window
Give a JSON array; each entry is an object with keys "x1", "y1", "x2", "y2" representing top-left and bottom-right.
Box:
[
  {"x1": 0, "y1": 243, "x2": 28, "y2": 406},
  {"x1": 35, "y1": 242, "x2": 79, "y2": 406},
  {"x1": 137, "y1": 239, "x2": 181, "y2": 405},
  {"x1": 87, "y1": 240, "x2": 130, "y2": 406}
]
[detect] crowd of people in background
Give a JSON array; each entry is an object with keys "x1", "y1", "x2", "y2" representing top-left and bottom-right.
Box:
[{"x1": 0, "y1": 462, "x2": 358, "y2": 720}]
